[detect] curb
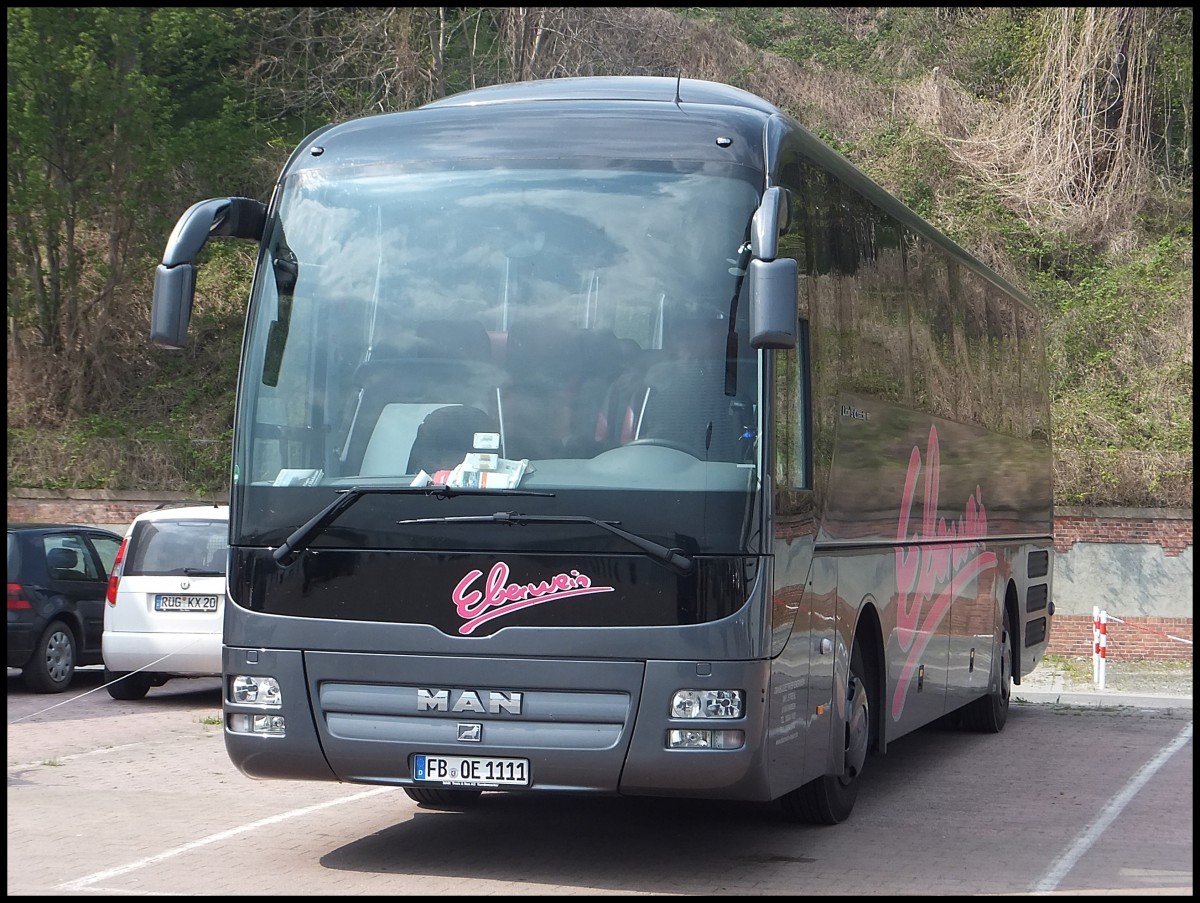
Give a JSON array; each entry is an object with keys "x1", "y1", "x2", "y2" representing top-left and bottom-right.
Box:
[{"x1": 1014, "y1": 690, "x2": 1193, "y2": 710}]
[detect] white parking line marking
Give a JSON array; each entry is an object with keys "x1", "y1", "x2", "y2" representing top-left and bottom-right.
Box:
[
  {"x1": 60, "y1": 787, "x2": 394, "y2": 891},
  {"x1": 7, "y1": 742, "x2": 146, "y2": 771},
  {"x1": 7, "y1": 682, "x2": 124, "y2": 725},
  {"x1": 1031, "y1": 720, "x2": 1193, "y2": 894}
]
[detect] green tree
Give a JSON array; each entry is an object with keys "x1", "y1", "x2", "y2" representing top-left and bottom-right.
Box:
[
  {"x1": 7, "y1": 7, "x2": 263, "y2": 420},
  {"x1": 6, "y1": 7, "x2": 1192, "y2": 505}
]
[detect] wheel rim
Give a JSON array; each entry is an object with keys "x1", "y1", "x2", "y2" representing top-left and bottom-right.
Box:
[
  {"x1": 841, "y1": 667, "x2": 870, "y2": 785},
  {"x1": 45, "y1": 628, "x2": 74, "y2": 683}
]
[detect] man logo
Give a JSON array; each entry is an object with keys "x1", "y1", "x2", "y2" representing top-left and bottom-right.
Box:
[
  {"x1": 457, "y1": 723, "x2": 482, "y2": 742},
  {"x1": 416, "y1": 688, "x2": 523, "y2": 715}
]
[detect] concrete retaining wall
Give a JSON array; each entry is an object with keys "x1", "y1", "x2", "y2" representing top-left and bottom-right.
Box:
[
  {"x1": 1049, "y1": 507, "x2": 1192, "y2": 663},
  {"x1": 8, "y1": 491, "x2": 1192, "y2": 662}
]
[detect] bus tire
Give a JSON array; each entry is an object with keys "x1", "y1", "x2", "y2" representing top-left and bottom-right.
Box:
[
  {"x1": 403, "y1": 787, "x2": 484, "y2": 808},
  {"x1": 779, "y1": 638, "x2": 875, "y2": 825},
  {"x1": 961, "y1": 606, "x2": 1012, "y2": 734}
]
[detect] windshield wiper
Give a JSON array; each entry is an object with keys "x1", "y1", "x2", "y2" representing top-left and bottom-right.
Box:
[
  {"x1": 182, "y1": 567, "x2": 223, "y2": 577},
  {"x1": 396, "y1": 511, "x2": 694, "y2": 574},
  {"x1": 273, "y1": 485, "x2": 555, "y2": 566}
]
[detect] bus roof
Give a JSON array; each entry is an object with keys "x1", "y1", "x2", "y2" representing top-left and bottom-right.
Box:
[{"x1": 420, "y1": 76, "x2": 784, "y2": 116}]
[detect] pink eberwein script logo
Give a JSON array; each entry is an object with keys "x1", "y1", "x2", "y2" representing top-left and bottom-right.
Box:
[
  {"x1": 892, "y1": 424, "x2": 997, "y2": 720},
  {"x1": 452, "y1": 561, "x2": 615, "y2": 635}
]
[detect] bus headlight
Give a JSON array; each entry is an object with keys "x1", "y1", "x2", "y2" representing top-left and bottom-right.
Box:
[
  {"x1": 228, "y1": 713, "x2": 286, "y2": 735},
  {"x1": 670, "y1": 689, "x2": 744, "y2": 719},
  {"x1": 230, "y1": 675, "x2": 282, "y2": 707},
  {"x1": 667, "y1": 729, "x2": 745, "y2": 749}
]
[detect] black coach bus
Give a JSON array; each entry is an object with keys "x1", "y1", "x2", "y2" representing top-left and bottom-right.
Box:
[{"x1": 150, "y1": 76, "x2": 1054, "y2": 824}]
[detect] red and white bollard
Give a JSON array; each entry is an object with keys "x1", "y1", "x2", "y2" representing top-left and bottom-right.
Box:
[
  {"x1": 1096, "y1": 610, "x2": 1108, "y2": 689},
  {"x1": 1092, "y1": 606, "x2": 1101, "y2": 682}
]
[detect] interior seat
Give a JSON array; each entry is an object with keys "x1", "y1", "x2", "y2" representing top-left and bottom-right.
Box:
[
  {"x1": 46, "y1": 546, "x2": 81, "y2": 580},
  {"x1": 406, "y1": 404, "x2": 498, "y2": 476},
  {"x1": 340, "y1": 319, "x2": 501, "y2": 476},
  {"x1": 633, "y1": 356, "x2": 755, "y2": 462}
]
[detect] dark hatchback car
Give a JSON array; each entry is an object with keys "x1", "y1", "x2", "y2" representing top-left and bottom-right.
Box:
[{"x1": 7, "y1": 523, "x2": 124, "y2": 693}]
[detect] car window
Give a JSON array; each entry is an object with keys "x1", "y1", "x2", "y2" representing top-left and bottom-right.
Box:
[
  {"x1": 7, "y1": 532, "x2": 20, "y2": 577},
  {"x1": 125, "y1": 519, "x2": 229, "y2": 576},
  {"x1": 42, "y1": 533, "x2": 98, "y2": 581},
  {"x1": 88, "y1": 534, "x2": 122, "y2": 576}
]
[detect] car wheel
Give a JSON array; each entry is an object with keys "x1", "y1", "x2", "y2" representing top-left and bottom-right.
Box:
[
  {"x1": 23, "y1": 620, "x2": 78, "y2": 694},
  {"x1": 104, "y1": 668, "x2": 155, "y2": 700}
]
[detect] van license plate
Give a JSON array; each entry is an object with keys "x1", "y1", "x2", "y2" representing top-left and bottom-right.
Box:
[
  {"x1": 154, "y1": 594, "x2": 219, "y2": 612},
  {"x1": 413, "y1": 754, "x2": 529, "y2": 787}
]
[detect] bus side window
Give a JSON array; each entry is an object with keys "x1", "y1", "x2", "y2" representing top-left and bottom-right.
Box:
[{"x1": 774, "y1": 318, "x2": 812, "y2": 509}]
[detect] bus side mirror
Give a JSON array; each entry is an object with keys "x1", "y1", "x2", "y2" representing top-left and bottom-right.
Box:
[
  {"x1": 751, "y1": 186, "x2": 792, "y2": 261},
  {"x1": 748, "y1": 257, "x2": 798, "y2": 349},
  {"x1": 151, "y1": 264, "x2": 198, "y2": 350},
  {"x1": 151, "y1": 197, "x2": 266, "y2": 349},
  {"x1": 748, "y1": 187, "x2": 797, "y2": 349}
]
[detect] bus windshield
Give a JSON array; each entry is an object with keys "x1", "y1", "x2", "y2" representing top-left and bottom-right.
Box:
[{"x1": 234, "y1": 159, "x2": 763, "y2": 547}]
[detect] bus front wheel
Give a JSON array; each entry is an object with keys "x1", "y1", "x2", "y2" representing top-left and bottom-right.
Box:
[
  {"x1": 403, "y1": 787, "x2": 484, "y2": 808},
  {"x1": 779, "y1": 638, "x2": 875, "y2": 825}
]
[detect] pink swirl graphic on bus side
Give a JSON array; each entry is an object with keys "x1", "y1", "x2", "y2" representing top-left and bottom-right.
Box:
[
  {"x1": 452, "y1": 561, "x2": 614, "y2": 635},
  {"x1": 892, "y1": 425, "x2": 997, "y2": 720}
]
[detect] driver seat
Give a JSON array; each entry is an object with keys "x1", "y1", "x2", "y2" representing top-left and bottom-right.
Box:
[
  {"x1": 634, "y1": 358, "x2": 753, "y2": 461},
  {"x1": 406, "y1": 404, "x2": 497, "y2": 476}
]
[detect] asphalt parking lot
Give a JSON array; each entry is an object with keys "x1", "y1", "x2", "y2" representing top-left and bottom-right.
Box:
[{"x1": 7, "y1": 664, "x2": 1193, "y2": 896}]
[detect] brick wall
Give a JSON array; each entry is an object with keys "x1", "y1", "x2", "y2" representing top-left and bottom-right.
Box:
[
  {"x1": 1044, "y1": 614, "x2": 1193, "y2": 662},
  {"x1": 7, "y1": 490, "x2": 225, "y2": 530},
  {"x1": 1055, "y1": 513, "x2": 1192, "y2": 557},
  {"x1": 8, "y1": 492, "x2": 1192, "y2": 662},
  {"x1": 1047, "y1": 507, "x2": 1192, "y2": 662}
]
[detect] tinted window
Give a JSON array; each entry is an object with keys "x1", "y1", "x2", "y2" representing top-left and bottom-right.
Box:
[
  {"x1": 239, "y1": 161, "x2": 761, "y2": 490},
  {"x1": 7, "y1": 532, "x2": 23, "y2": 579},
  {"x1": 125, "y1": 520, "x2": 230, "y2": 576},
  {"x1": 88, "y1": 534, "x2": 122, "y2": 576}
]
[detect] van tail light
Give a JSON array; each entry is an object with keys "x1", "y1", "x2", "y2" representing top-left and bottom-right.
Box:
[
  {"x1": 106, "y1": 537, "x2": 128, "y2": 606},
  {"x1": 8, "y1": 583, "x2": 32, "y2": 610}
]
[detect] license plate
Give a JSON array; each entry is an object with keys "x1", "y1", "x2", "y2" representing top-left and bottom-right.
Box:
[
  {"x1": 413, "y1": 754, "x2": 529, "y2": 787},
  {"x1": 154, "y1": 594, "x2": 219, "y2": 612}
]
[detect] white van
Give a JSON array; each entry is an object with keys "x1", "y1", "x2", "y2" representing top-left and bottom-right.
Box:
[{"x1": 102, "y1": 503, "x2": 229, "y2": 700}]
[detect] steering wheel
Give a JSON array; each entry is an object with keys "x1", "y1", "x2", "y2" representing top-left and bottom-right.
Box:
[{"x1": 624, "y1": 438, "x2": 698, "y2": 456}]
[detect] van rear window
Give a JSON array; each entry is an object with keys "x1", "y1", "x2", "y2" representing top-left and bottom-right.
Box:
[{"x1": 124, "y1": 520, "x2": 229, "y2": 576}]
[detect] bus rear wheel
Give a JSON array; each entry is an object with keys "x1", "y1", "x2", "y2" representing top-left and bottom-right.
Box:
[
  {"x1": 403, "y1": 787, "x2": 484, "y2": 808},
  {"x1": 961, "y1": 606, "x2": 1012, "y2": 733},
  {"x1": 779, "y1": 638, "x2": 875, "y2": 825}
]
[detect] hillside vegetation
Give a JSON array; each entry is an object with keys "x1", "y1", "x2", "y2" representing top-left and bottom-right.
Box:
[{"x1": 7, "y1": 7, "x2": 1193, "y2": 507}]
